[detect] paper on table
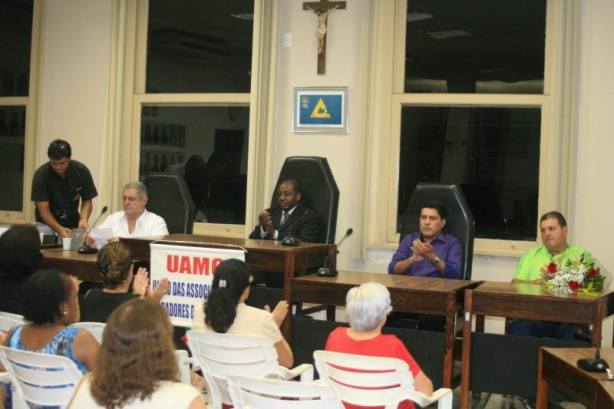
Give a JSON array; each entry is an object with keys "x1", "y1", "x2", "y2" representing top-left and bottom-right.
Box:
[{"x1": 88, "y1": 227, "x2": 113, "y2": 248}]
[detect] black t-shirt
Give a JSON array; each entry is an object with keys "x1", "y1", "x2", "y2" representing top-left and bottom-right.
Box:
[
  {"x1": 79, "y1": 288, "x2": 138, "y2": 323},
  {"x1": 31, "y1": 160, "x2": 98, "y2": 228}
]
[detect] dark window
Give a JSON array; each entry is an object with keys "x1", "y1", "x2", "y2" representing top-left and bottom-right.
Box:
[
  {"x1": 405, "y1": 0, "x2": 546, "y2": 94},
  {"x1": 398, "y1": 106, "x2": 540, "y2": 241},
  {"x1": 146, "y1": 0, "x2": 254, "y2": 94},
  {"x1": 140, "y1": 106, "x2": 250, "y2": 225}
]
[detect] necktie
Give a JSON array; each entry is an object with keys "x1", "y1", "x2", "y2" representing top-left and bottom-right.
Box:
[{"x1": 280, "y1": 211, "x2": 289, "y2": 225}]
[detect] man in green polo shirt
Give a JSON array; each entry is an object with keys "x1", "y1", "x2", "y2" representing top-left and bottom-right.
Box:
[{"x1": 509, "y1": 211, "x2": 592, "y2": 340}]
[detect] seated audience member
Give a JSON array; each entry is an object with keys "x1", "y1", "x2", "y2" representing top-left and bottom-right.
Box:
[
  {"x1": 508, "y1": 211, "x2": 593, "y2": 340},
  {"x1": 248, "y1": 179, "x2": 319, "y2": 287},
  {"x1": 387, "y1": 200, "x2": 461, "y2": 331},
  {"x1": 80, "y1": 242, "x2": 168, "y2": 323},
  {"x1": 192, "y1": 259, "x2": 294, "y2": 368},
  {"x1": 68, "y1": 299, "x2": 205, "y2": 409},
  {"x1": 325, "y1": 282, "x2": 433, "y2": 409},
  {"x1": 1, "y1": 269, "x2": 99, "y2": 375},
  {"x1": 85, "y1": 181, "x2": 168, "y2": 248},
  {"x1": 0, "y1": 224, "x2": 44, "y2": 314}
]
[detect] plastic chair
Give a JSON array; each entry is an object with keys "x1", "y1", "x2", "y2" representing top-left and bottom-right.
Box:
[
  {"x1": 0, "y1": 345, "x2": 84, "y2": 409},
  {"x1": 186, "y1": 331, "x2": 313, "y2": 409},
  {"x1": 314, "y1": 350, "x2": 453, "y2": 409},
  {"x1": 70, "y1": 322, "x2": 106, "y2": 344},
  {"x1": 174, "y1": 349, "x2": 192, "y2": 385},
  {"x1": 227, "y1": 374, "x2": 343, "y2": 409},
  {"x1": 0, "y1": 311, "x2": 26, "y2": 332}
]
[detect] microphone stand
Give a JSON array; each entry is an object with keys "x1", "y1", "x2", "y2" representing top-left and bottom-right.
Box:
[
  {"x1": 78, "y1": 206, "x2": 108, "y2": 254},
  {"x1": 575, "y1": 329, "x2": 610, "y2": 372},
  {"x1": 317, "y1": 228, "x2": 353, "y2": 277}
]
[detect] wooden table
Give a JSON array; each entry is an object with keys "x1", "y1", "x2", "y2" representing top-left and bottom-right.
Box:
[
  {"x1": 537, "y1": 348, "x2": 614, "y2": 409},
  {"x1": 460, "y1": 282, "x2": 614, "y2": 409},
  {"x1": 291, "y1": 271, "x2": 477, "y2": 388},
  {"x1": 41, "y1": 248, "x2": 100, "y2": 282}
]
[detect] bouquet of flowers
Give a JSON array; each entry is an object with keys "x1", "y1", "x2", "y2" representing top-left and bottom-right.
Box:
[{"x1": 541, "y1": 254, "x2": 604, "y2": 296}]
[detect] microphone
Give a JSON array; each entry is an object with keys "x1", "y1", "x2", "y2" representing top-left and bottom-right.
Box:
[
  {"x1": 317, "y1": 228, "x2": 353, "y2": 277},
  {"x1": 574, "y1": 328, "x2": 610, "y2": 372},
  {"x1": 78, "y1": 206, "x2": 108, "y2": 254},
  {"x1": 281, "y1": 210, "x2": 310, "y2": 247}
]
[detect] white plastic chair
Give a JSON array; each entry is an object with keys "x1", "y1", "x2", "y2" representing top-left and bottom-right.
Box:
[
  {"x1": 0, "y1": 345, "x2": 84, "y2": 409},
  {"x1": 186, "y1": 330, "x2": 314, "y2": 409},
  {"x1": 314, "y1": 350, "x2": 453, "y2": 409},
  {"x1": 69, "y1": 322, "x2": 106, "y2": 344},
  {"x1": 227, "y1": 374, "x2": 344, "y2": 409},
  {"x1": 0, "y1": 311, "x2": 26, "y2": 332}
]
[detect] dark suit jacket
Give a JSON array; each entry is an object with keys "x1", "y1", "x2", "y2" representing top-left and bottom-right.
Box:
[{"x1": 249, "y1": 202, "x2": 320, "y2": 243}]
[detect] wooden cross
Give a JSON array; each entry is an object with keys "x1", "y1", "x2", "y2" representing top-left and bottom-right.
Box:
[{"x1": 303, "y1": 0, "x2": 346, "y2": 75}]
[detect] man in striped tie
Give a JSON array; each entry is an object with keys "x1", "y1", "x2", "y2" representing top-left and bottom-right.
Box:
[{"x1": 249, "y1": 179, "x2": 319, "y2": 243}]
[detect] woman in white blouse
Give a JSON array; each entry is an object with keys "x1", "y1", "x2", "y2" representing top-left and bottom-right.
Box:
[{"x1": 192, "y1": 258, "x2": 294, "y2": 368}]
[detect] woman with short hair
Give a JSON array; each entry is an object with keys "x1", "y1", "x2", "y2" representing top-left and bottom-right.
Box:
[
  {"x1": 69, "y1": 298, "x2": 205, "y2": 409},
  {"x1": 325, "y1": 282, "x2": 433, "y2": 409},
  {"x1": 192, "y1": 258, "x2": 294, "y2": 368}
]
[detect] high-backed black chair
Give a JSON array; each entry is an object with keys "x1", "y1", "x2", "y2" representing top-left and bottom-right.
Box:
[
  {"x1": 400, "y1": 183, "x2": 474, "y2": 280},
  {"x1": 270, "y1": 156, "x2": 340, "y2": 244},
  {"x1": 144, "y1": 173, "x2": 195, "y2": 234}
]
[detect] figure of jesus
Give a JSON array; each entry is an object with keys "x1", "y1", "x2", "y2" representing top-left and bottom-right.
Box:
[{"x1": 307, "y1": 4, "x2": 340, "y2": 54}]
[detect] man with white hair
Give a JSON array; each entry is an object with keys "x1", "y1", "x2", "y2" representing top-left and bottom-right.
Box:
[{"x1": 85, "y1": 181, "x2": 168, "y2": 247}]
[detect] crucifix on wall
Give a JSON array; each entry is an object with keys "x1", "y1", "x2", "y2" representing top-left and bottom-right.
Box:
[{"x1": 303, "y1": 0, "x2": 346, "y2": 75}]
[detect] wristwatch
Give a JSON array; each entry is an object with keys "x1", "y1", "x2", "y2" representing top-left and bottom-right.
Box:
[{"x1": 431, "y1": 257, "x2": 440, "y2": 266}]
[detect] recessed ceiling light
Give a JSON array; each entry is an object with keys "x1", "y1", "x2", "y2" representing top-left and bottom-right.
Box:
[
  {"x1": 428, "y1": 30, "x2": 471, "y2": 40},
  {"x1": 407, "y1": 12, "x2": 433, "y2": 22}
]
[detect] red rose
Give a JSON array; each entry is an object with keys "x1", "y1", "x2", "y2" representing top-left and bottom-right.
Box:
[
  {"x1": 588, "y1": 268, "x2": 599, "y2": 278},
  {"x1": 568, "y1": 280, "x2": 580, "y2": 291},
  {"x1": 547, "y1": 262, "x2": 558, "y2": 274}
]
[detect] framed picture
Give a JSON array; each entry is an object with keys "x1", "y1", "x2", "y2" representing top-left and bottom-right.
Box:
[{"x1": 293, "y1": 87, "x2": 348, "y2": 133}]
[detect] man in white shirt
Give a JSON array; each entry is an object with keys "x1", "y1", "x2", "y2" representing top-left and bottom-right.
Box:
[{"x1": 86, "y1": 181, "x2": 168, "y2": 246}]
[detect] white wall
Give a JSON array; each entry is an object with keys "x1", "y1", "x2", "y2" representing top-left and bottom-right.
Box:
[
  {"x1": 39, "y1": 0, "x2": 614, "y2": 344},
  {"x1": 40, "y1": 0, "x2": 111, "y2": 210}
]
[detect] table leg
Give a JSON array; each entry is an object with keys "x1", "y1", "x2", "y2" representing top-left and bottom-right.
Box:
[
  {"x1": 535, "y1": 348, "x2": 549, "y2": 409},
  {"x1": 460, "y1": 290, "x2": 473, "y2": 409}
]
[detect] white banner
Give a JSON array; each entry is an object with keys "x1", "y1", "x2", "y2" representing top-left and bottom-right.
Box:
[{"x1": 150, "y1": 242, "x2": 245, "y2": 327}]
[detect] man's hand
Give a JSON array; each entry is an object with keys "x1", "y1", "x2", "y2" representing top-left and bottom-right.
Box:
[
  {"x1": 106, "y1": 236, "x2": 120, "y2": 243},
  {"x1": 57, "y1": 227, "x2": 72, "y2": 239},
  {"x1": 78, "y1": 219, "x2": 90, "y2": 230},
  {"x1": 258, "y1": 208, "x2": 275, "y2": 237},
  {"x1": 264, "y1": 300, "x2": 289, "y2": 328},
  {"x1": 410, "y1": 239, "x2": 436, "y2": 260}
]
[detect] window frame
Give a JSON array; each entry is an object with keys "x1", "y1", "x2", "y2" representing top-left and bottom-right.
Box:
[
  {"x1": 0, "y1": 0, "x2": 45, "y2": 223},
  {"x1": 114, "y1": 0, "x2": 278, "y2": 237},
  {"x1": 365, "y1": 0, "x2": 579, "y2": 256}
]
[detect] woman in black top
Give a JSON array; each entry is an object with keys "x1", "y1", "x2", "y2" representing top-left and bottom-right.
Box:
[{"x1": 79, "y1": 242, "x2": 168, "y2": 323}]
